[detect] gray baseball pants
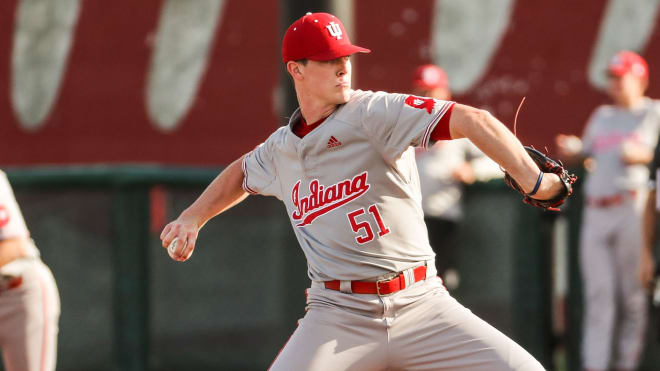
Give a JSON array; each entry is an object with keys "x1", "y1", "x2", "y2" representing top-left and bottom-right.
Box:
[
  {"x1": 580, "y1": 198, "x2": 648, "y2": 370},
  {"x1": 269, "y1": 276, "x2": 545, "y2": 370},
  {"x1": 0, "y1": 257, "x2": 60, "y2": 371}
]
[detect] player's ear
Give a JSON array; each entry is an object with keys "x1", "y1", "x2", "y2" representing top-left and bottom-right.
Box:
[
  {"x1": 641, "y1": 76, "x2": 649, "y2": 94},
  {"x1": 286, "y1": 61, "x2": 304, "y2": 80}
]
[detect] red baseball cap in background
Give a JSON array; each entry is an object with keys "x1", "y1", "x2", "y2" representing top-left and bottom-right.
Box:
[
  {"x1": 412, "y1": 64, "x2": 449, "y2": 89},
  {"x1": 282, "y1": 12, "x2": 370, "y2": 62},
  {"x1": 607, "y1": 51, "x2": 649, "y2": 79}
]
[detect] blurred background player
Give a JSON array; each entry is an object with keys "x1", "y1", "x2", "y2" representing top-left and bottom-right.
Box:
[
  {"x1": 556, "y1": 50, "x2": 660, "y2": 371},
  {"x1": 0, "y1": 170, "x2": 60, "y2": 371},
  {"x1": 413, "y1": 64, "x2": 502, "y2": 290}
]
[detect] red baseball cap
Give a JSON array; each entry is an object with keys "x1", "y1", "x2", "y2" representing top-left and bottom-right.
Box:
[
  {"x1": 607, "y1": 50, "x2": 648, "y2": 78},
  {"x1": 282, "y1": 12, "x2": 370, "y2": 63},
  {"x1": 412, "y1": 64, "x2": 449, "y2": 89}
]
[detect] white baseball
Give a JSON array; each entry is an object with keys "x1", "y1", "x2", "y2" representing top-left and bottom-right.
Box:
[{"x1": 167, "y1": 237, "x2": 191, "y2": 261}]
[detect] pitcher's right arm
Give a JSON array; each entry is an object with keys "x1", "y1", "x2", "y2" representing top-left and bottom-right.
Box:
[{"x1": 160, "y1": 155, "x2": 249, "y2": 253}]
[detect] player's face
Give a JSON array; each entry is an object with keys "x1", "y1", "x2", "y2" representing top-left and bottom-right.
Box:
[
  {"x1": 607, "y1": 73, "x2": 646, "y2": 105},
  {"x1": 302, "y1": 56, "x2": 353, "y2": 104}
]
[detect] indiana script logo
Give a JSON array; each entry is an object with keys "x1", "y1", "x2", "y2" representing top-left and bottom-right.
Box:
[{"x1": 291, "y1": 172, "x2": 370, "y2": 227}]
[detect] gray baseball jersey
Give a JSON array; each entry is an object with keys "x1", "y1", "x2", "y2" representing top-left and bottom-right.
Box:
[
  {"x1": 242, "y1": 90, "x2": 452, "y2": 281},
  {"x1": 582, "y1": 97, "x2": 660, "y2": 197}
]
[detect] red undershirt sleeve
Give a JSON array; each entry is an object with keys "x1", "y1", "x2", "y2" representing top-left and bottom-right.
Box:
[{"x1": 429, "y1": 102, "x2": 454, "y2": 141}]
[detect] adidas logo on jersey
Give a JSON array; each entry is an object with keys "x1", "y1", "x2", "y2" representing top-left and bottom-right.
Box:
[{"x1": 327, "y1": 136, "x2": 342, "y2": 149}]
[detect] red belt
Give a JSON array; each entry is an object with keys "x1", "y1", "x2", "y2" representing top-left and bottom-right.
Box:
[
  {"x1": 324, "y1": 265, "x2": 427, "y2": 295},
  {"x1": 587, "y1": 191, "x2": 636, "y2": 208}
]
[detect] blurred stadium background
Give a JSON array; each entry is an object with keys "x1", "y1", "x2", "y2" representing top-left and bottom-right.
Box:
[{"x1": 1, "y1": 0, "x2": 659, "y2": 370}]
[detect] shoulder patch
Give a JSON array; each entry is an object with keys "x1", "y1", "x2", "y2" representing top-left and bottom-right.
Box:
[{"x1": 405, "y1": 95, "x2": 435, "y2": 114}]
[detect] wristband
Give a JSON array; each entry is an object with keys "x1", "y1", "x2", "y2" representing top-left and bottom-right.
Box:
[{"x1": 527, "y1": 171, "x2": 544, "y2": 197}]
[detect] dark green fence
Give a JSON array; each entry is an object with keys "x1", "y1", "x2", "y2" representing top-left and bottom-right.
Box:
[{"x1": 4, "y1": 165, "x2": 658, "y2": 370}]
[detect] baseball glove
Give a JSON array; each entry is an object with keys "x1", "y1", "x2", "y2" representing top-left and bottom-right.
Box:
[{"x1": 504, "y1": 146, "x2": 577, "y2": 211}]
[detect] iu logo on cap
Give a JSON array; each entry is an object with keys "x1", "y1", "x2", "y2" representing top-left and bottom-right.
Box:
[{"x1": 326, "y1": 21, "x2": 342, "y2": 40}]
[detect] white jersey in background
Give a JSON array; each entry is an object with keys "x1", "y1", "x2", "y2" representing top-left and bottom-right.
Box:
[
  {"x1": 0, "y1": 170, "x2": 39, "y2": 259},
  {"x1": 582, "y1": 97, "x2": 660, "y2": 198},
  {"x1": 416, "y1": 139, "x2": 502, "y2": 221},
  {"x1": 0, "y1": 170, "x2": 30, "y2": 241}
]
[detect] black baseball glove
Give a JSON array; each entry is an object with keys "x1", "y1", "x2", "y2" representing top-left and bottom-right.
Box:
[{"x1": 504, "y1": 146, "x2": 577, "y2": 211}]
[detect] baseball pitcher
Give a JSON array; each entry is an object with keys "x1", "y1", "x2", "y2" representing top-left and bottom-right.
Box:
[{"x1": 161, "y1": 12, "x2": 572, "y2": 370}]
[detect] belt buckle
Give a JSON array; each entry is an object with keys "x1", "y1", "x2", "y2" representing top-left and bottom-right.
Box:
[{"x1": 376, "y1": 277, "x2": 394, "y2": 296}]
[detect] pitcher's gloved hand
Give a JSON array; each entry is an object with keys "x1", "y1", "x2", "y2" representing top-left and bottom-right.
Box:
[{"x1": 504, "y1": 146, "x2": 578, "y2": 211}]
